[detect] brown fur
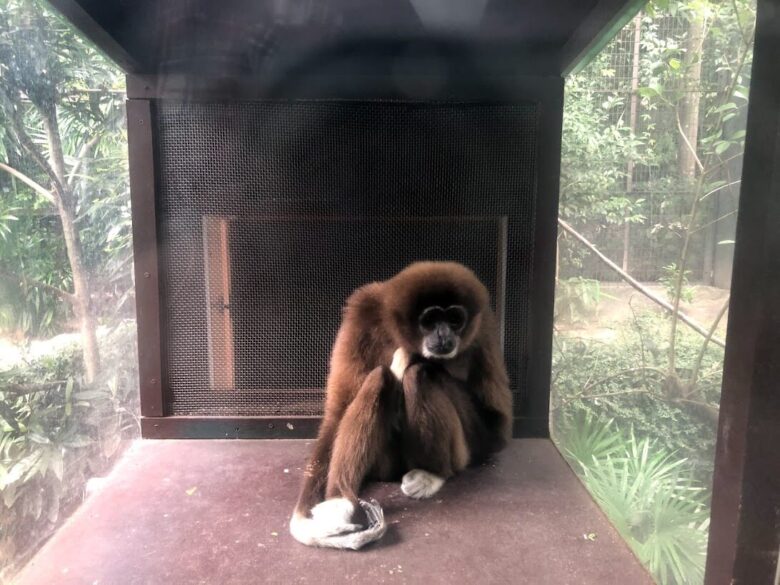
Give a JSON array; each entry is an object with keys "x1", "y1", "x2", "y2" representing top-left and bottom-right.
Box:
[{"x1": 294, "y1": 261, "x2": 512, "y2": 524}]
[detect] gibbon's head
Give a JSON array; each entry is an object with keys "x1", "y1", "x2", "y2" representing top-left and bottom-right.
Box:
[{"x1": 383, "y1": 261, "x2": 490, "y2": 360}]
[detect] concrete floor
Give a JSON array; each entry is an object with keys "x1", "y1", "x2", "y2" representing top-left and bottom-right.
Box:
[{"x1": 15, "y1": 439, "x2": 654, "y2": 585}]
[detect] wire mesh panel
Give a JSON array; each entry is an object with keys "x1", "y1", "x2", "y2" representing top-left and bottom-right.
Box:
[{"x1": 154, "y1": 101, "x2": 538, "y2": 417}]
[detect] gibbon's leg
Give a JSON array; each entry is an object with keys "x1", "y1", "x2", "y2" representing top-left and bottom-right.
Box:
[
  {"x1": 294, "y1": 418, "x2": 338, "y2": 519},
  {"x1": 401, "y1": 362, "x2": 470, "y2": 499},
  {"x1": 326, "y1": 366, "x2": 400, "y2": 501},
  {"x1": 290, "y1": 366, "x2": 399, "y2": 550}
]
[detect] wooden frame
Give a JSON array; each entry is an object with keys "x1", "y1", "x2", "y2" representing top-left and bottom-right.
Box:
[
  {"x1": 127, "y1": 99, "x2": 164, "y2": 417},
  {"x1": 703, "y1": 1, "x2": 780, "y2": 582},
  {"x1": 202, "y1": 214, "x2": 508, "y2": 398}
]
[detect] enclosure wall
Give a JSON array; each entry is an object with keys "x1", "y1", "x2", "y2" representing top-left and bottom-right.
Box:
[{"x1": 128, "y1": 76, "x2": 563, "y2": 439}]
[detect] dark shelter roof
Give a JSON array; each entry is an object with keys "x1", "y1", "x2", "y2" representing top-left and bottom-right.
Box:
[{"x1": 50, "y1": 0, "x2": 642, "y2": 76}]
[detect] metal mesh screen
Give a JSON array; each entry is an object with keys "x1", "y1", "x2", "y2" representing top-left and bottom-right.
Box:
[{"x1": 155, "y1": 101, "x2": 538, "y2": 416}]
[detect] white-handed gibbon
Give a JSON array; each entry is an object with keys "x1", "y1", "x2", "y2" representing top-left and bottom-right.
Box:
[{"x1": 290, "y1": 261, "x2": 512, "y2": 549}]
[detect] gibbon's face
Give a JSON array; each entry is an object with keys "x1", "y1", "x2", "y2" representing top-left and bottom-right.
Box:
[{"x1": 417, "y1": 304, "x2": 468, "y2": 359}]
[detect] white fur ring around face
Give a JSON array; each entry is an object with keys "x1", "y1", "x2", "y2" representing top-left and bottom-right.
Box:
[
  {"x1": 390, "y1": 347, "x2": 409, "y2": 381},
  {"x1": 401, "y1": 469, "x2": 445, "y2": 499}
]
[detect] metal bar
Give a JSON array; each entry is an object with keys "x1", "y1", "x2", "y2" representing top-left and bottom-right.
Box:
[
  {"x1": 127, "y1": 99, "x2": 164, "y2": 417},
  {"x1": 141, "y1": 416, "x2": 322, "y2": 439},
  {"x1": 704, "y1": 1, "x2": 780, "y2": 583}
]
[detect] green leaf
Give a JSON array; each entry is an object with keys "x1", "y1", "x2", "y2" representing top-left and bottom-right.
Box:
[
  {"x1": 637, "y1": 87, "x2": 660, "y2": 99},
  {"x1": 714, "y1": 141, "x2": 730, "y2": 155},
  {"x1": 48, "y1": 449, "x2": 64, "y2": 481},
  {"x1": 713, "y1": 102, "x2": 738, "y2": 114},
  {"x1": 0, "y1": 401, "x2": 20, "y2": 432}
]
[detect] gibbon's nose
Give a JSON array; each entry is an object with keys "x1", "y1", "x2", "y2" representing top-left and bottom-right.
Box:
[
  {"x1": 437, "y1": 339, "x2": 455, "y2": 354},
  {"x1": 432, "y1": 331, "x2": 455, "y2": 355}
]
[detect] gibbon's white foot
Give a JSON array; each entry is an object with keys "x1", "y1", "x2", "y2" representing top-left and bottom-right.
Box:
[
  {"x1": 390, "y1": 347, "x2": 409, "y2": 381},
  {"x1": 401, "y1": 469, "x2": 445, "y2": 499},
  {"x1": 310, "y1": 498, "x2": 359, "y2": 533},
  {"x1": 290, "y1": 498, "x2": 386, "y2": 550}
]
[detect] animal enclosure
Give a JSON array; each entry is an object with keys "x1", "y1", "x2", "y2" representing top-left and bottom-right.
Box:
[{"x1": 2, "y1": 0, "x2": 777, "y2": 583}]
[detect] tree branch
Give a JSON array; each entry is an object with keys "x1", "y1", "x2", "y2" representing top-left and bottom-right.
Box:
[
  {"x1": 1, "y1": 380, "x2": 70, "y2": 396},
  {"x1": 689, "y1": 210, "x2": 739, "y2": 235},
  {"x1": 0, "y1": 88, "x2": 64, "y2": 196},
  {"x1": 67, "y1": 131, "x2": 101, "y2": 190},
  {"x1": 582, "y1": 367, "x2": 667, "y2": 393},
  {"x1": 0, "y1": 162, "x2": 56, "y2": 203},
  {"x1": 676, "y1": 107, "x2": 705, "y2": 174},
  {"x1": 573, "y1": 388, "x2": 651, "y2": 402},
  {"x1": 558, "y1": 218, "x2": 725, "y2": 347},
  {"x1": 688, "y1": 296, "x2": 730, "y2": 392},
  {"x1": 674, "y1": 398, "x2": 720, "y2": 424}
]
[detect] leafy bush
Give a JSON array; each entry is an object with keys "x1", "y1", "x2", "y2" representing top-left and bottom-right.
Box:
[
  {"x1": 554, "y1": 277, "x2": 601, "y2": 324},
  {"x1": 660, "y1": 264, "x2": 695, "y2": 304},
  {"x1": 557, "y1": 417, "x2": 710, "y2": 585},
  {"x1": 0, "y1": 322, "x2": 138, "y2": 578},
  {"x1": 551, "y1": 311, "x2": 723, "y2": 485}
]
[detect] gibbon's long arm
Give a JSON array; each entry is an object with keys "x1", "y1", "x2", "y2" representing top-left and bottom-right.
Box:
[{"x1": 291, "y1": 286, "x2": 392, "y2": 550}]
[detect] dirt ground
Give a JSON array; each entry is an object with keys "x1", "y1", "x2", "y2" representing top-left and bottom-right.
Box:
[{"x1": 557, "y1": 282, "x2": 731, "y2": 342}]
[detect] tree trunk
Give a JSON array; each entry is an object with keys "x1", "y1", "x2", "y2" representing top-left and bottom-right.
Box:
[
  {"x1": 623, "y1": 14, "x2": 642, "y2": 273},
  {"x1": 678, "y1": 12, "x2": 706, "y2": 179},
  {"x1": 41, "y1": 106, "x2": 101, "y2": 382}
]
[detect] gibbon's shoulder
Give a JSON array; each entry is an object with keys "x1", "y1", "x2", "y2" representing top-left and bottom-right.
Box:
[{"x1": 342, "y1": 281, "x2": 385, "y2": 323}]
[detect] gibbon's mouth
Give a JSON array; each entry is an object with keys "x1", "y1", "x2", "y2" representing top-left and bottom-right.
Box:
[{"x1": 422, "y1": 342, "x2": 459, "y2": 360}]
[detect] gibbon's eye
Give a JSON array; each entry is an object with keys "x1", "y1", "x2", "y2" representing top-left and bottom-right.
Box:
[
  {"x1": 444, "y1": 305, "x2": 467, "y2": 331},
  {"x1": 419, "y1": 306, "x2": 445, "y2": 332}
]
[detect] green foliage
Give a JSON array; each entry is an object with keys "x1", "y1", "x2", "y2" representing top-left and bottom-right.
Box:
[
  {"x1": 661, "y1": 263, "x2": 695, "y2": 304},
  {"x1": 555, "y1": 1, "x2": 754, "y2": 583},
  {"x1": 552, "y1": 311, "x2": 724, "y2": 482},
  {"x1": 554, "y1": 277, "x2": 601, "y2": 324},
  {"x1": 560, "y1": 0, "x2": 755, "y2": 281},
  {"x1": 556, "y1": 413, "x2": 711, "y2": 585},
  {"x1": 0, "y1": 323, "x2": 139, "y2": 575},
  {"x1": 0, "y1": 3, "x2": 137, "y2": 576},
  {"x1": 564, "y1": 426, "x2": 710, "y2": 585},
  {"x1": 0, "y1": 0, "x2": 130, "y2": 337},
  {"x1": 555, "y1": 412, "x2": 623, "y2": 464}
]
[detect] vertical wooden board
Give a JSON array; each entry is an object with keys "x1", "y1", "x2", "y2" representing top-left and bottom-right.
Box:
[
  {"x1": 704, "y1": 1, "x2": 780, "y2": 583},
  {"x1": 127, "y1": 99, "x2": 164, "y2": 417},
  {"x1": 522, "y1": 80, "x2": 565, "y2": 436},
  {"x1": 202, "y1": 216, "x2": 235, "y2": 390}
]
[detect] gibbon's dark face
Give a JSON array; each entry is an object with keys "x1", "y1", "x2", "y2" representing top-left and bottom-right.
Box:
[{"x1": 418, "y1": 304, "x2": 468, "y2": 359}]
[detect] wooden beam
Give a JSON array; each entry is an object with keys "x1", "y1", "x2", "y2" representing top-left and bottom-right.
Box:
[
  {"x1": 46, "y1": 0, "x2": 142, "y2": 72},
  {"x1": 127, "y1": 99, "x2": 164, "y2": 417},
  {"x1": 141, "y1": 416, "x2": 322, "y2": 439},
  {"x1": 704, "y1": 1, "x2": 780, "y2": 583},
  {"x1": 559, "y1": 0, "x2": 645, "y2": 76}
]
